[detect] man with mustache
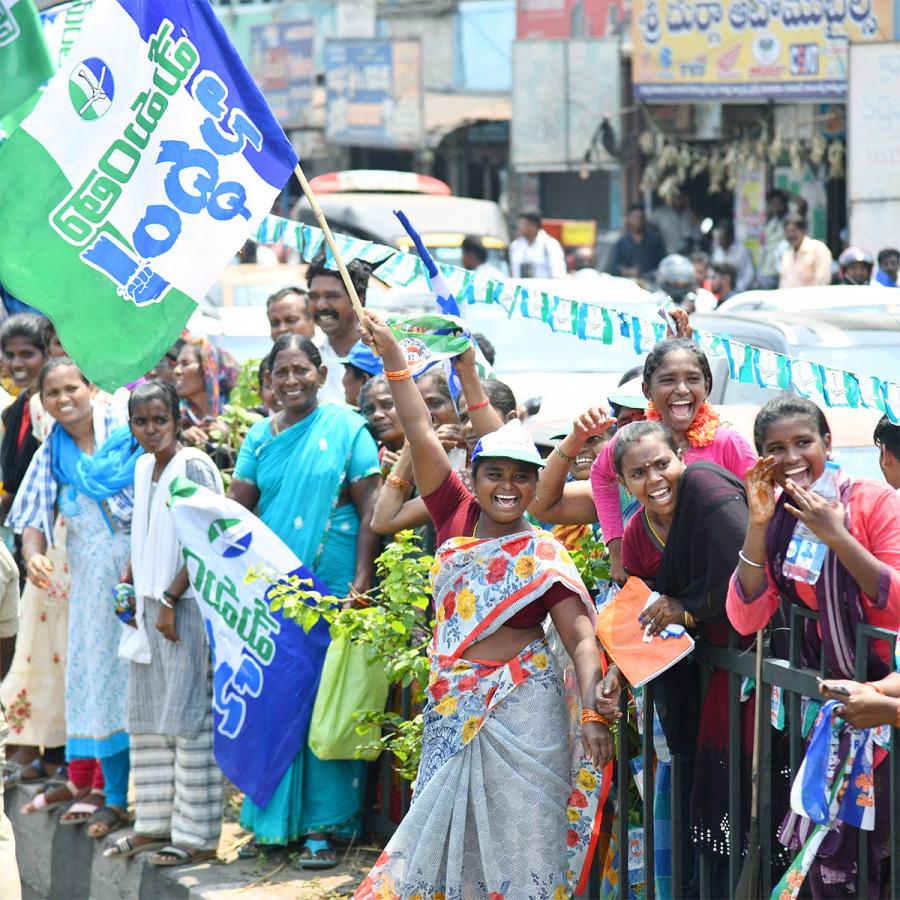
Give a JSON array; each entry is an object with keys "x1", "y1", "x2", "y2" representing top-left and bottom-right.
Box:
[{"x1": 305, "y1": 253, "x2": 371, "y2": 404}]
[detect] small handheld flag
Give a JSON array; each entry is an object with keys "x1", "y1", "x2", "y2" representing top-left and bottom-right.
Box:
[{"x1": 0, "y1": 0, "x2": 54, "y2": 121}]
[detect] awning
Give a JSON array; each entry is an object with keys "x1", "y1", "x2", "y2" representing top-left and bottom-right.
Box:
[{"x1": 424, "y1": 91, "x2": 511, "y2": 149}]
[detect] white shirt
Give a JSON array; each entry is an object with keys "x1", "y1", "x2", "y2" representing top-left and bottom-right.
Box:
[
  {"x1": 318, "y1": 338, "x2": 350, "y2": 406},
  {"x1": 509, "y1": 230, "x2": 567, "y2": 279}
]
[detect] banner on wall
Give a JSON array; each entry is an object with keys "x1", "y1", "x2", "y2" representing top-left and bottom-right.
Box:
[
  {"x1": 631, "y1": 0, "x2": 894, "y2": 100},
  {"x1": 250, "y1": 19, "x2": 314, "y2": 130},
  {"x1": 324, "y1": 38, "x2": 423, "y2": 149}
]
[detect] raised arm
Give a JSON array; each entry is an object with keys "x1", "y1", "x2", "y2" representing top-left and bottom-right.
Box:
[
  {"x1": 371, "y1": 444, "x2": 431, "y2": 534},
  {"x1": 360, "y1": 313, "x2": 451, "y2": 497},
  {"x1": 452, "y1": 347, "x2": 503, "y2": 439},
  {"x1": 530, "y1": 407, "x2": 614, "y2": 526}
]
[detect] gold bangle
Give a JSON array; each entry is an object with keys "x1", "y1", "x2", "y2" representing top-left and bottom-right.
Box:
[
  {"x1": 554, "y1": 445, "x2": 576, "y2": 463},
  {"x1": 385, "y1": 473, "x2": 411, "y2": 491},
  {"x1": 385, "y1": 367, "x2": 411, "y2": 382},
  {"x1": 684, "y1": 611, "x2": 697, "y2": 630},
  {"x1": 581, "y1": 708, "x2": 611, "y2": 727}
]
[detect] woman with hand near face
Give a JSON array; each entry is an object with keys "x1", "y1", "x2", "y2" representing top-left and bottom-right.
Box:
[
  {"x1": 727, "y1": 396, "x2": 900, "y2": 899},
  {"x1": 598, "y1": 420, "x2": 751, "y2": 889},
  {"x1": 354, "y1": 312, "x2": 609, "y2": 900},
  {"x1": 102, "y1": 381, "x2": 223, "y2": 867}
]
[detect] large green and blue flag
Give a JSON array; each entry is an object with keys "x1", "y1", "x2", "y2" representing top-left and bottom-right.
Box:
[{"x1": 0, "y1": 0, "x2": 297, "y2": 390}]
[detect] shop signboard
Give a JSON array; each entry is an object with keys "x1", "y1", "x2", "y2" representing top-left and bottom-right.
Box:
[
  {"x1": 632, "y1": 0, "x2": 894, "y2": 100},
  {"x1": 512, "y1": 38, "x2": 620, "y2": 172},
  {"x1": 848, "y1": 41, "x2": 900, "y2": 252},
  {"x1": 250, "y1": 19, "x2": 314, "y2": 129},
  {"x1": 324, "y1": 38, "x2": 424, "y2": 149},
  {"x1": 516, "y1": 0, "x2": 628, "y2": 38}
]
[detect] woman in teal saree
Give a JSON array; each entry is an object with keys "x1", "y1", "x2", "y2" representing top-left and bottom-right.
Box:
[{"x1": 229, "y1": 334, "x2": 381, "y2": 864}]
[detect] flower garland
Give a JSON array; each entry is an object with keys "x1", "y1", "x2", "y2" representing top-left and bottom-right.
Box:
[{"x1": 647, "y1": 400, "x2": 720, "y2": 449}]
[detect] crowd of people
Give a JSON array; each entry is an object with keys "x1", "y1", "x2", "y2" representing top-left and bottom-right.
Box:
[{"x1": 0, "y1": 242, "x2": 898, "y2": 899}]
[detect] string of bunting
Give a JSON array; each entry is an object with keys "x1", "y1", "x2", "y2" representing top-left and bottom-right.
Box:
[{"x1": 256, "y1": 214, "x2": 900, "y2": 424}]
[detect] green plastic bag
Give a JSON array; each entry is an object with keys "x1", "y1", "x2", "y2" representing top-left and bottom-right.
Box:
[{"x1": 308, "y1": 634, "x2": 389, "y2": 761}]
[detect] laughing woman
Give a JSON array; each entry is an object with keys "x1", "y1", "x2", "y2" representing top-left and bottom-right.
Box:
[
  {"x1": 354, "y1": 313, "x2": 610, "y2": 900},
  {"x1": 727, "y1": 396, "x2": 900, "y2": 898},
  {"x1": 9, "y1": 358, "x2": 140, "y2": 839}
]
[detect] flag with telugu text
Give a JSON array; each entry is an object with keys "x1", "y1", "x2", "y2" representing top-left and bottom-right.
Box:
[
  {"x1": 168, "y1": 477, "x2": 332, "y2": 809},
  {"x1": 0, "y1": 0, "x2": 54, "y2": 119},
  {"x1": 0, "y1": 0, "x2": 297, "y2": 390}
]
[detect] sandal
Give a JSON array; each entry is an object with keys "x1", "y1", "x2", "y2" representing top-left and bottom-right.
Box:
[
  {"x1": 149, "y1": 845, "x2": 218, "y2": 867},
  {"x1": 298, "y1": 838, "x2": 338, "y2": 870},
  {"x1": 103, "y1": 835, "x2": 171, "y2": 859},
  {"x1": 59, "y1": 792, "x2": 105, "y2": 826},
  {"x1": 21, "y1": 781, "x2": 88, "y2": 814},
  {"x1": 86, "y1": 805, "x2": 132, "y2": 839}
]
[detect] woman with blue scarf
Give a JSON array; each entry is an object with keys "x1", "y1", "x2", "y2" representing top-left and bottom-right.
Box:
[
  {"x1": 229, "y1": 333, "x2": 381, "y2": 865},
  {"x1": 8, "y1": 358, "x2": 141, "y2": 839}
]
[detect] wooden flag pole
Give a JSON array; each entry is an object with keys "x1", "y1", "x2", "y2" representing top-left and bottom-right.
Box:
[{"x1": 293, "y1": 163, "x2": 367, "y2": 325}]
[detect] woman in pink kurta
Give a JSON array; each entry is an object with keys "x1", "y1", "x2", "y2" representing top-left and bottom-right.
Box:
[
  {"x1": 727, "y1": 395, "x2": 900, "y2": 899},
  {"x1": 591, "y1": 339, "x2": 757, "y2": 581}
]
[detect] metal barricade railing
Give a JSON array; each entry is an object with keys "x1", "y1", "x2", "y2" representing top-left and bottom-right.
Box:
[{"x1": 363, "y1": 612, "x2": 899, "y2": 900}]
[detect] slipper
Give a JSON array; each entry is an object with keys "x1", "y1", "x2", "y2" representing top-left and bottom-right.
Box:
[
  {"x1": 58, "y1": 794, "x2": 105, "y2": 827},
  {"x1": 86, "y1": 805, "x2": 133, "y2": 839},
  {"x1": 149, "y1": 846, "x2": 218, "y2": 868},
  {"x1": 21, "y1": 781, "x2": 87, "y2": 814},
  {"x1": 18, "y1": 757, "x2": 60, "y2": 785},
  {"x1": 103, "y1": 835, "x2": 170, "y2": 860},
  {"x1": 297, "y1": 838, "x2": 338, "y2": 870}
]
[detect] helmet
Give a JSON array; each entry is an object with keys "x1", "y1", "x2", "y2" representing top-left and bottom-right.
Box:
[
  {"x1": 657, "y1": 254, "x2": 697, "y2": 304},
  {"x1": 838, "y1": 246, "x2": 874, "y2": 285}
]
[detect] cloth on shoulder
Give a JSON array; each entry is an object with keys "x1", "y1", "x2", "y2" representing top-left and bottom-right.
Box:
[{"x1": 122, "y1": 448, "x2": 223, "y2": 664}]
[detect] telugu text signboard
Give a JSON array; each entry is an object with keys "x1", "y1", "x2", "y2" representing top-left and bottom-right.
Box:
[
  {"x1": 324, "y1": 38, "x2": 423, "y2": 149},
  {"x1": 631, "y1": 0, "x2": 894, "y2": 101},
  {"x1": 250, "y1": 19, "x2": 314, "y2": 130}
]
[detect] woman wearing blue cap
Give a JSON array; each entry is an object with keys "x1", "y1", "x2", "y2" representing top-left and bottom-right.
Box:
[
  {"x1": 354, "y1": 312, "x2": 612, "y2": 900},
  {"x1": 338, "y1": 341, "x2": 383, "y2": 408}
]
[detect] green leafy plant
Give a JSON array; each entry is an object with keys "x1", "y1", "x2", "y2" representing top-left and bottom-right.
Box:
[
  {"x1": 208, "y1": 358, "x2": 264, "y2": 489},
  {"x1": 252, "y1": 530, "x2": 435, "y2": 781},
  {"x1": 569, "y1": 529, "x2": 611, "y2": 593}
]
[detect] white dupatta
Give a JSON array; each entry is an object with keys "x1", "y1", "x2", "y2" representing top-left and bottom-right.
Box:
[{"x1": 119, "y1": 448, "x2": 222, "y2": 663}]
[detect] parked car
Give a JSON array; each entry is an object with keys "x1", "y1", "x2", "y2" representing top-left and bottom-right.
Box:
[
  {"x1": 693, "y1": 310, "x2": 900, "y2": 407},
  {"x1": 716, "y1": 284, "x2": 900, "y2": 316},
  {"x1": 291, "y1": 169, "x2": 510, "y2": 273}
]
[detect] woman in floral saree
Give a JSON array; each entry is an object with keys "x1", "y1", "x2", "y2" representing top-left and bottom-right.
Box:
[{"x1": 355, "y1": 314, "x2": 612, "y2": 900}]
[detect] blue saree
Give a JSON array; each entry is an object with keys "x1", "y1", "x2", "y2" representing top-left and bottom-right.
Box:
[{"x1": 233, "y1": 403, "x2": 380, "y2": 845}]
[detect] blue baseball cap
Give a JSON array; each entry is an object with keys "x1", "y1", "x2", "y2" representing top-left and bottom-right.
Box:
[{"x1": 339, "y1": 341, "x2": 384, "y2": 377}]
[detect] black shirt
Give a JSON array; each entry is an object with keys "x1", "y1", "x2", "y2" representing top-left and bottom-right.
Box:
[{"x1": 606, "y1": 229, "x2": 667, "y2": 277}]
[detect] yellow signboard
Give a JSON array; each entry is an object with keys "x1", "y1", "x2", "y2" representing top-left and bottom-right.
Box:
[{"x1": 632, "y1": 0, "x2": 894, "y2": 100}]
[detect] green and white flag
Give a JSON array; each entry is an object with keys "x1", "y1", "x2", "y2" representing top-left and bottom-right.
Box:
[
  {"x1": 0, "y1": 0, "x2": 54, "y2": 120},
  {"x1": 0, "y1": 0, "x2": 297, "y2": 390}
]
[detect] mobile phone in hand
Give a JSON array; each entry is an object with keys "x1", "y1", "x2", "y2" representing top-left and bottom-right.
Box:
[{"x1": 657, "y1": 302, "x2": 678, "y2": 335}]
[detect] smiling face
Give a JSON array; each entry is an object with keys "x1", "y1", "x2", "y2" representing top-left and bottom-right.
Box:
[
  {"x1": 360, "y1": 382, "x2": 403, "y2": 450},
  {"x1": 3, "y1": 337, "x2": 45, "y2": 393},
  {"x1": 269, "y1": 345, "x2": 323, "y2": 420},
  {"x1": 759, "y1": 414, "x2": 830, "y2": 490},
  {"x1": 308, "y1": 273, "x2": 356, "y2": 340},
  {"x1": 267, "y1": 293, "x2": 313, "y2": 341},
  {"x1": 473, "y1": 457, "x2": 539, "y2": 525},
  {"x1": 618, "y1": 435, "x2": 685, "y2": 520},
  {"x1": 40, "y1": 364, "x2": 92, "y2": 428},
  {"x1": 129, "y1": 397, "x2": 177, "y2": 456},
  {"x1": 571, "y1": 433, "x2": 610, "y2": 480},
  {"x1": 645, "y1": 348, "x2": 709, "y2": 433}
]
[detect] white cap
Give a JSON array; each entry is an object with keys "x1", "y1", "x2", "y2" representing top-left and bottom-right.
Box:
[{"x1": 471, "y1": 420, "x2": 546, "y2": 468}]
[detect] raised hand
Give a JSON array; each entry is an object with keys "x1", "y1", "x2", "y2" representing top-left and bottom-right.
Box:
[
  {"x1": 745, "y1": 456, "x2": 778, "y2": 527},
  {"x1": 784, "y1": 479, "x2": 846, "y2": 548},
  {"x1": 572, "y1": 406, "x2": 616, "y2": 439}
]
